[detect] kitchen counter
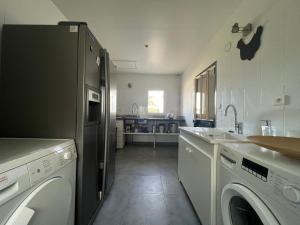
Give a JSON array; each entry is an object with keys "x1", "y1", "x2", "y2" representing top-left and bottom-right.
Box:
[
  {"x1": 178, "y1": 127, "x2": 249, "y2": 225},
  {"x1": 117, "y1": 116, "x2": 186, "y2": 121},
  {"x1": 179, "y1": 127, "x2": 249, "y2": 144},
  {"x1": 116, "y1": 116, "x2": 186, "y2": 148},
  {"x1": 117, "y1": 115, "x2": 185, "y2": 121}
]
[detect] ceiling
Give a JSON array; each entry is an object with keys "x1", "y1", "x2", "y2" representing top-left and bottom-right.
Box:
[{"x1": 52, "y1": 0, "x2": 242, "y2": 75}]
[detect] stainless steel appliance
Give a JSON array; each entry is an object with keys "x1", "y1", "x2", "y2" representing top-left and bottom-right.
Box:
[
  {"x1": 159, "y1": 124, "x2": 165, "y2": 133},
  {"x1": 0, "y1": 22, "x2": 116, "y2": 225},
  {"x1": 169, "y1": 123, "x2": 178, "y2": 133}
]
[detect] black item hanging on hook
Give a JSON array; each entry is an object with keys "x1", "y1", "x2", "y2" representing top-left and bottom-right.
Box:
[{"x1": 237, "y1": 26, "x2": 263, "y2": 60}]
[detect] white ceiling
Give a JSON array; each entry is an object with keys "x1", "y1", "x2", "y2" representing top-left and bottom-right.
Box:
[{"x1": 52, "y1": 0, "x2": 242, "y2": 75}]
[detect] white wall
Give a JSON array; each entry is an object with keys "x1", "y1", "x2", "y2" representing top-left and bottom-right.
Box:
[
  {"x1": 116, "y1": 73, "x2": 181, "y2": 116},
  {"x1": 2, "y1": 0, "x2": 66, "y2": 24},
  {"x1": 0, "y1": 0, "x2": 66, "y2": 75},
  {"x1": 181, "y1": 0, "x2": 300, "y2": 136}
]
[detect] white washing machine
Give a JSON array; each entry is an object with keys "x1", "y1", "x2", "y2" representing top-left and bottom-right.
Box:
[
  {"x1": 0, "y1": 138, "x2": 77, "y2": 225},
  {"x1": 217, "y1": 143, "x2": 300, "y2": 225}
]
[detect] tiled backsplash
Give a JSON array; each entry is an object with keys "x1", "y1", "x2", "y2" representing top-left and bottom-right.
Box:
[{"x1": 181, "y1": 0, "x2": 300, "y2": 136}]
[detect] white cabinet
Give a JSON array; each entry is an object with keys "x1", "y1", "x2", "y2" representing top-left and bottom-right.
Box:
[
  {"x1": 116, "y1": 120, "x2": 125, "y2": 149},
  {"x1": 178, "y1": 131, "x2": 217, "y2": 225}
]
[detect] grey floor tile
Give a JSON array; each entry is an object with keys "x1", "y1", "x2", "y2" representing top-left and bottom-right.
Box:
[
  {"x1": 161, "y1": 175, "x2": 185, "y2": 195},
  {"x1": 143, "y1": 194, "x2": 170, "y2": 225},
  {"x1": 164, "y1": 194, "x2": 201, "y2": 225},
  {"x1": 131, "y1": 175, "x2": 164, "y2": 194},
  {"x1": 93, "y1": 145, "x2": 201, "y2": 225}
]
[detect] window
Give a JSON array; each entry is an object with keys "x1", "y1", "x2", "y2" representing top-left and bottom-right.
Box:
[{"x1": 148, "y1": 90, "x2": 164, "y2": 113}]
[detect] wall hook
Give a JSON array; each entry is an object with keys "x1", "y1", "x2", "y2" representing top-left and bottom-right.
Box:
[{"x1": 232, "y1": 23, "x2": 252, "y2": 37}]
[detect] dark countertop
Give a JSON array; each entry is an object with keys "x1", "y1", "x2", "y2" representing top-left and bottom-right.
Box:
[{"x1": 116, "y1": 115, "x2": 185, "y2": 121}]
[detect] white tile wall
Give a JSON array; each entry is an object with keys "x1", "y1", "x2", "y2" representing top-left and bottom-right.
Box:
[{"x1": 181, "y1": 0, "x2": 300, "y2": 136}]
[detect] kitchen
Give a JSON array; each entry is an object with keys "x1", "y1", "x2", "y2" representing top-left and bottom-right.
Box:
[{"x1": 0, "y1": 0, "x2": 300, "y2": 225}]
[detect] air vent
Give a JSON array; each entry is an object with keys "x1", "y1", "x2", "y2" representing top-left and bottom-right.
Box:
[{"x1": 112, "y1": 60, "x2": 137, "y2": 70}]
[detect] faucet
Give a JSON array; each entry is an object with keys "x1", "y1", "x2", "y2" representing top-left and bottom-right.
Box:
[
  {"x1": 224, "y1": 104, "x2": 243, "y2": 134},
  {"x1": 131, "y1": 103, "x2": 139, "y2": 116}
]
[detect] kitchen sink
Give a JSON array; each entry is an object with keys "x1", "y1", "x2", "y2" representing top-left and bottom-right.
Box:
[{"x1": 207, "y1": 132, "x2": 249, "y2": 143}]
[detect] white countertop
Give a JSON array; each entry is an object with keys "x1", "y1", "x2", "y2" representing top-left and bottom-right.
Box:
[
  {"x1": 0, "y1": 138, "x2": 74, "y2": 173},
  {"x1": 179, "y1": 127, "x2": 249, "y2": 144}
]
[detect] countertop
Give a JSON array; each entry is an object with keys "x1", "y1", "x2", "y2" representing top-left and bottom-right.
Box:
[
  {"x1": 179, "y1": 127, "x2": 249, "y2": 144},
  {"x1": 117, "y1": 115, "x2": 185, "y2": 121}
]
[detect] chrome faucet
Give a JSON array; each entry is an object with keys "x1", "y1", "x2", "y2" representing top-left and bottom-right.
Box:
[
  {"x1": 131, "y1": 103, "x2": 139, "y2": 116},
  {"x1": 224, "y1": 104, "x2": 243, "y2": 134}
]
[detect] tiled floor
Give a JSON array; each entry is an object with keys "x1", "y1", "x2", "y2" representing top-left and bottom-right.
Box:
[{"x1": 93, "y1": 144, "x2": 201, "y2": 225}]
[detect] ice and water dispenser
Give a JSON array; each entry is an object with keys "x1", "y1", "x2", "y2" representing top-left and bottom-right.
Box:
[{"x1": 86, "y1": 88, "x2": 101, "y2": 123}]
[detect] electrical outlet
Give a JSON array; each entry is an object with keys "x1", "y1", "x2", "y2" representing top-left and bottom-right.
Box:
[{"x1": 273, "y1": 95, "x2": 287, "y2": 106}]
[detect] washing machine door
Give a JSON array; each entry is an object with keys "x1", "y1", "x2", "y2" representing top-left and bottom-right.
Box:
[
  {"x1": 6, "y1": 177, "x2": 72, "y2": 225},
  {"x1": 221, "y1": 183, "x2": 279, "y2": 225}
]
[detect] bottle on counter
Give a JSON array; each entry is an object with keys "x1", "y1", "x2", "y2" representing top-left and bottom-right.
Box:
[{"x1": 261, "y1": 120, "x2": 276, "y2": 136}]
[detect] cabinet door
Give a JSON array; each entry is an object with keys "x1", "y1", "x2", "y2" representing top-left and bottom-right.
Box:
[
  {"x1": 189, "y1": 144, "x2": 212, "y2": 225},
  {"x1": 178, "y1": 137, "x2": 195, "y2": 198},
  {"x1": 178, "y1": 136, "x2": 212, "y2": 225}
]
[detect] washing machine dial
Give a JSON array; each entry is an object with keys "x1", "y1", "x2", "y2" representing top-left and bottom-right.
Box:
[
  {"x1": 63, "y1": 151, "x2": 72, "y2": 160},
  {"x1": 282, "y1": 185, "x2": 300, "y2": 203}
]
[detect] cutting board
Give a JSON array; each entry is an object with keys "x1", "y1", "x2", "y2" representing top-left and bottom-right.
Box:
[{"x1": 247, "y1": 136, "x2": 300, "y2": 158}]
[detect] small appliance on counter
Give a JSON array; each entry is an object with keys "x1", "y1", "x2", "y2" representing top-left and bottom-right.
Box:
[
  {"x1": 165, "y1": 113, "x2": 174, "y2": 119},
  {"x1": 125, "y1": 125, "x2": 131, "y2": 133},
  {"x1": 261, "y1": 120, "x2": 276, "y2": 136},
  {"x1": 169, "y1": 123, "x2": 178, "y2": 133},
  {"x1": 134, "y1": 127, "x2": 139, "y2": 133},
  {"x1": 158, "y1": 124, "x2": 165, "y2": 133},
  {"x1": 152, "y1": 125, "x2": 156, "y2": 133}
]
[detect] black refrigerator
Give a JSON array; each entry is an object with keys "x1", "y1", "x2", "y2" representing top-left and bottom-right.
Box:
[{"x1": 0, "y1": 22, "x2": 116, "y2": 225}]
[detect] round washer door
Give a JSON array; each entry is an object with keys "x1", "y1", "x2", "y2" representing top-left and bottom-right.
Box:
[
  {"x1": 6, "y1": 177, "x2": 72, "y2": 225},
  {"x1": 221, "y1": 183, "x2": 279, "y2": 225}
]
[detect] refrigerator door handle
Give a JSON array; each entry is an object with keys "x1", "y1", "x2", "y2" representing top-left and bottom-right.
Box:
[{"x1": 101, "y1": 49, "x2": 110, "y2": 193}]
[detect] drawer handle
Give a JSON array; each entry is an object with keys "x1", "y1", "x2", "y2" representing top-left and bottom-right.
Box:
[{"x1": 185, "y1": 147, "x2": 193, "y2": 153}]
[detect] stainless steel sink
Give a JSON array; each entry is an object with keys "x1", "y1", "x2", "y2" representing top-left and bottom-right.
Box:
[{"x1": 207, "y1": 132, "x2": 249, "y2": 143}]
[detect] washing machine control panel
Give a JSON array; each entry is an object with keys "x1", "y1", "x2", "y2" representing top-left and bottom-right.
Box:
[
  {"x1": 241, "y1": 158, "x2": 269, "y2": 182},
  {"x1": 27, "y1": 144, "x2": 76, "y2": 185}
]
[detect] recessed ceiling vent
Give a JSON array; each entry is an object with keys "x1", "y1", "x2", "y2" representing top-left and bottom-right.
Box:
[{"x1": 112, "y1": 60, "x2": 137, "y2": 70}]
